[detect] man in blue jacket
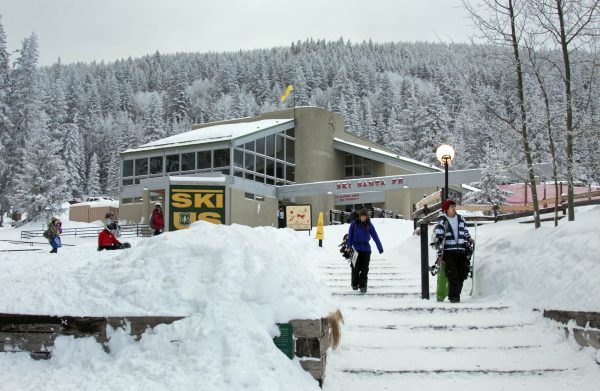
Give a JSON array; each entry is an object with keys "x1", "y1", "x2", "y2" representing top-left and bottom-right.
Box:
[{"x1": 347, "y1": 208, "x2": 384, "y2": 293}]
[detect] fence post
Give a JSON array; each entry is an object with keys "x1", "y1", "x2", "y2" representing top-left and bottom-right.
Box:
[{"x1": 420, "y1": 222, "x2": 429, "y2": 300}]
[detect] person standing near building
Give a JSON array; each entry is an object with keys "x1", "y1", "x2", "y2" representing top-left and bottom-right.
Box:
[
  {"x1": 434, "y1": 199, "x2": 474, "y2": 303},
  {"x1": 46, "y1": 217, "x2": 62, "y2": 254},
  {"x1": 346, "y1": 208, "x2": 384, "y2": 293},
  {"x1": 277, "y1": 206, "x2": 285, "y2": 228},
  {"x1": 150, "y1": 203, "x2": 164, "y2": 235}
]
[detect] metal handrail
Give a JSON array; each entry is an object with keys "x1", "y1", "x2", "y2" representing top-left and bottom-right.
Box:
[{"x1": 20, "y1": 224, "x2": 152, "y2": 240}]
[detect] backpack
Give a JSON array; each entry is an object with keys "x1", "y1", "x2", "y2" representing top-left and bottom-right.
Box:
[{"x1": 43, "y1": 230, "x2": 50, "y2": 239}]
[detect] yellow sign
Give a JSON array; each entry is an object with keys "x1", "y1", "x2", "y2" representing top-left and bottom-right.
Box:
[
  {"x1": 315, "y1": 212, "x2": 324, "y2": 240},
  {"x1": 169, "y1": 186, "x2": 226, "y2": 230}
]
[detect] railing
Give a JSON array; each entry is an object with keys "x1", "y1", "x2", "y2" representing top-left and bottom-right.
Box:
[{"x1": 21, "y1": 224, "x2": 152, "y2": 240}]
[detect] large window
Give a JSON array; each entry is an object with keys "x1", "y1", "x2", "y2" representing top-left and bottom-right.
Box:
[
  {"x1": 197, "y1": 151, "x2": 211, "y2": 169},
  {"x1": 166, "y1": 154, "x2": 180, "y2": 173},
  {"x1": 181, "y1": 152, "x2": 195, "y2": 171},
  {"x1": 135, "y1": 158, "x2": 148, "y2": 176},
  {"x1": 344, "y1": 153, "x2": 372, "y2": 178},
  {"x1": 150, "y1": 157, "x2": 163, "y2": 174},
  {"x1": 232, "y1": 128, "x2": 295, "y2": 184}
]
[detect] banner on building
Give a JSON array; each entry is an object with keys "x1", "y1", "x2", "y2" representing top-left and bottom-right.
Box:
[
  {"x1": 169, "y1": 185, "x2": 226, "y2": 230},
  {"x1": 285, "y1": 204, "x2": 311, "y2": 231}
]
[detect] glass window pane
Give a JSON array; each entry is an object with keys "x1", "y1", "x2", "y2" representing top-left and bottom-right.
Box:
[
  {"x1": 234, "y1": 149, "x2": 243, "y2": 167},
  {"x1": 166, "y1": 154, "x2": 179, "y2": 172},
  {"x1": 285, "y1": 138, "x2": 295, "y2": 164},
  {"x1": 181, "y1": 152, "x2": 195, "y2": 171},
  {"x1": 275, "y1": 162, "x2": 284, "y2": 180},
  {"x1": 276, "y1": 135, "x2": 285, "y2": 160},
  {"x1": 123, "y1": 160, "x2": 133, "y2": 177},
  {"x1": 254, "y1": 175, "x2": 265, "y2": 184},
  {"x1": 256, "y1": 156, "x2": 265, "y2": 174},
  {"x1": 355, "y1": 165, "x2": 363, "y2": 176},
  {"x1": 344, "y1": 153, "x2": 353, "y2": 165},
  {"x1": 266, "y1": 135, "x2": 275, "y2": 157},
  {"x1": 122, "y1": 178, "x2": 133, "y2": 186},
  {"x1": 214, "y1": 149, "x2": 230, "y2": 167},
  {"x1": 266, "y1": 159, "x2": 275, "y2": 176},
  {"x1": 244, "y1": 140, "x2": 255, "y2": 152},
  {"x1": 345, "y1": 166, "x2": 353, "y2": 177},
  {"x1": 244, "y1": 152, "x2": 255, "y2": 171},
  {"x1": 135, "y1": 158, "x2": 148, "y2": 176},
  {"x1": 234, "y1": 170, "x2": 243, "y2": 178},
  {"x1": 256, "y1": 137, "x2": 265, "y2": 155},
  {"x1": 266, "y1": 177, "x2": 275, "y2": 185},
  {"x1": 363, "y1": 161, "x2": 372, "y2": 176},
  {"x1": 149, "y1": 156, "x2": 163, "y2": 174},
  {"x1": 244, "y1": 172, "x2": 254, "y2": 181},
  {"x1": 286, "y1": 165, "x2": 295, "y2": 182},
  {"x1": 286, "y1": 127, "x2": 295, "y2": 138},
  {"x1": 197, "y1": 151, "x2": 211, "y2": 169}
]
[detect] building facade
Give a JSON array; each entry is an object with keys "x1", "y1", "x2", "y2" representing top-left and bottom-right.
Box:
[{"x1": 119, "y1": 107, "x2": 451, "y2": 230}]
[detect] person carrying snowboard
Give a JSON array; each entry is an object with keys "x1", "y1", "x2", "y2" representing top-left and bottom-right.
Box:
[
  {"x1": 346, "y1": 208, "x2": 383, "y2": 293},
  {"x1": 434, "y1": 199, "x2": 473, "y2": 303}
]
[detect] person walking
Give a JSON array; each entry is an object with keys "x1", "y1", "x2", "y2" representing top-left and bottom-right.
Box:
[
  {"x1": 434, "y1": 199, "x2": 474, "y2": 303},
  {"x1": 346, "y1": 208, "x2": 384, "y2": 293},
  {"x1": 46, "y1": 217, "x2": 62, "y2": 254},
  {"x1": 150, "y1": 202, "x2": 164, "y2": 235}
]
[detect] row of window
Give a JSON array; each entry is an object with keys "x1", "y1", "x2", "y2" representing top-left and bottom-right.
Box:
[{"x1": 121, "y1": 129, "x2": 296, "y2": 187}]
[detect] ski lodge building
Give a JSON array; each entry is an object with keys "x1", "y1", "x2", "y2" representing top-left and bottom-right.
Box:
[{"x1": 118, "y1": 107, "x2": 465, "y2": 230}]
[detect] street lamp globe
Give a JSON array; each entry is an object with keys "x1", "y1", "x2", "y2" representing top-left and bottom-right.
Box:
[{"x1": 436, "y1": 144, "x2": 455, "y2": 165}]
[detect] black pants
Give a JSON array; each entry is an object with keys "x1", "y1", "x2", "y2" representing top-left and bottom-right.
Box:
[
  {"x1": 351, "y1": 251, "x2": 371, "y2": 288},
  {"x1": 444, "y1": 251, "x2": 469, "y2": 302},
  {"x1": 153, "y1": 229, "x2": 162, "y2": 236}
]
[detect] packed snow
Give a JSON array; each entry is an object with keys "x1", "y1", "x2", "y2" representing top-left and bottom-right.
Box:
[{"x1": 0, "y1": 205, "x2": 598, "y2": 390}]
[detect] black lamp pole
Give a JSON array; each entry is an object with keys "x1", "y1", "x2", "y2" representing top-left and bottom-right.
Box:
[{"x1": 444, "y1": 159, "x2": 449, "y2": 200}]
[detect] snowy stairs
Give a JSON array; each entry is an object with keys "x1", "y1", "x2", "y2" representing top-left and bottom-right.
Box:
[{"x1": 319, "y1": 259, "x2": 597, "y2": 391}]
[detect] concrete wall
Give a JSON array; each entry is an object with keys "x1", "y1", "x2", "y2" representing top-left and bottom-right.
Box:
[{"x1": 229, "y1": 187, "x2": 279, "y2": 227}]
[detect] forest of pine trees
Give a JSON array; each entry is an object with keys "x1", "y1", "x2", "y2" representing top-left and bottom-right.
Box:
[{"x1": 0, "y1": 10, "x2": 598, "y2": 222}]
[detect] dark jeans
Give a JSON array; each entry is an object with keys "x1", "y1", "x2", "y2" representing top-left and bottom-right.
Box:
[
  {"x1": 444, "y1": 251, "x2": 469, "y2": 302},
  {"x1": 351, "y1": 251, "x2": 371, "y2": 288}
]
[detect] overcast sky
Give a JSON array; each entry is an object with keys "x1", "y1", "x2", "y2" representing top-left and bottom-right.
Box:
[{"x1": 2, "y1": 0, "x2": 473, "y2": 66}]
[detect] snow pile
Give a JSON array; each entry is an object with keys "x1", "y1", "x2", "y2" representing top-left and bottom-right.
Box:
[
  {"x1": 466, "y1": 206, "x2": 600, "y2": 311},
  {"x1": 0, "y1": 221, "x2": 334, "y2": 390}
]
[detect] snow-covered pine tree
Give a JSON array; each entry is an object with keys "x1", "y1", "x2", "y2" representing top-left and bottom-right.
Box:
[
  {"x1": 86, "y1": 152, "x2": 101, "y2": 196},
  {"x1": 142, "y1": 92, "x2": 166, "y2": 142},
  {"x1": 0, "y1": 16, "x2": 12, "y2": 220},
  {"x1": 60, "y1": 122, "x2": 85, "y2": 197},
  {"x1": 10, "y1": 113, "x2": 68, "y2": 221},
  {"x1": 463, "y1": 144, "x2": 512, "y2": 207}
]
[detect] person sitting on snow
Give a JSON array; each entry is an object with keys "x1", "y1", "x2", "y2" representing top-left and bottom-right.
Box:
[{"x1": 98, "y1": 222, "x2": 130, "y2": 251}]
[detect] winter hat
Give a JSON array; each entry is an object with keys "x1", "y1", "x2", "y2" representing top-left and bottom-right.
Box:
[
  {"x1": 155, "y1": 202, "x2": 162, "y2": 208},
  {"x1": 358, "y1": 208, "x2": 369, "y2": 217},
  {"x1": 441, "y1": 199, "x2": 456, "y2": 213}
]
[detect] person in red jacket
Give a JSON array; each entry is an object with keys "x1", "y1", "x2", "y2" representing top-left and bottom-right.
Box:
[
  {"x1": 150, "y1": 202, "x2": 164, "y2": 235},
  {"x1": 97, "y1": 222, "x2": 130, "y2": 251}
]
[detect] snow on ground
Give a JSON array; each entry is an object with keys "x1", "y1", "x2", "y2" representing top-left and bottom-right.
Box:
[{"x1": 0, "y1": 205, "x2": 598, "y2": 390}]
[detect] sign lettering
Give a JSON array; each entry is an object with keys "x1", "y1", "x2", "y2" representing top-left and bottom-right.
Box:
[{"x1": 169, "y1": 186, "x2": 226, "y2": 230}]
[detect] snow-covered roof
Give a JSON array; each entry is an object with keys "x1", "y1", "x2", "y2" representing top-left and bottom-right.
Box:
[
  {"x1": 124, "y1": 119, "x2": 294, "y2": 153},
  {"x1": 333, "y1": 138, "x2": 442, "y2": 173}
]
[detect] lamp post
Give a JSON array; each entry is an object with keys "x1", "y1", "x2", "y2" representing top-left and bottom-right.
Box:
[{"x1": 436, "y1": 144, "x2": 455, "y2": 200}]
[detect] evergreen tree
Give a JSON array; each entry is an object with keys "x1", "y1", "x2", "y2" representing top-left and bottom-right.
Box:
[
  {"x1": 86, "y1": 152, "x2": 101, "y2": 195},
  {"x1": 10, "y1": 113, "x2": 68, "y2": 221},
  {"x1": 0, "y1": 16, "x2": 12, "y2": 218},
  {"x1": 142, "y1": 92, "x2": 166, "y2": 142},
  {"x1": 60, "y1": 122, "x2": 85, "y2": 197}
]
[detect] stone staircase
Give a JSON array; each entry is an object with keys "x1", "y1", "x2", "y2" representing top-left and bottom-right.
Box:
[{"x1": 320, "y1": 257, "x2": 600, "y2": 391}]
